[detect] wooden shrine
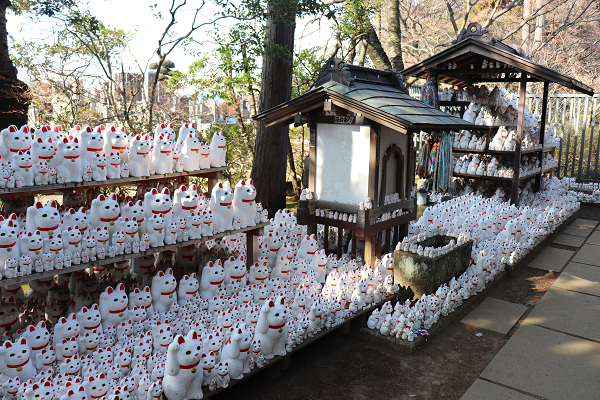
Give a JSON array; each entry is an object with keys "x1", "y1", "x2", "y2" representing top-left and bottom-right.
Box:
[
  {"x1": 401, "y1": 22, "x2": 594, "y2": 205},
  {"x1": 254, "y1": 58, "x2": 472, "y2": 264}
]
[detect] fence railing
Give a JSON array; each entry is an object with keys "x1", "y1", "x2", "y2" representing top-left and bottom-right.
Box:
[{"x1": 407, "y1": 85, "x2": 600, "y2": 182}]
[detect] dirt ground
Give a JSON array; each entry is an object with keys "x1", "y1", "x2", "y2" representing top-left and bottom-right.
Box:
[{"x1": 213, "y1": 266, "x2": 558, "y2": 400}]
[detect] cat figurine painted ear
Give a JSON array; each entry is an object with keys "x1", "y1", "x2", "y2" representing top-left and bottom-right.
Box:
[
  {"x1": 0, "y1": 337, "x2": 37, "y2": 381},
  {"x1": 200, "y1": 260, "x2": 225, "y2": 300},
  {"x1": 209, "y1": 131, "x2": 227, "y2": 167},
  {"x1": 31, "y1": 137, "x2": 55, "y2": 168},
  {"x1": 80, "y1": 126, "x2": 104, "y2": 172},
  {"x1": 233, "y1": 179, "x2": 257, "y2": 228}
]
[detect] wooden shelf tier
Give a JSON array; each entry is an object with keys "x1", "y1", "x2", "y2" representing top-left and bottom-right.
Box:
[
  {"x1": 453, "y1": 172, "x2": 512, "y2": 182},
  {"x1": 452, "y1": 146, "x2": 545, "y2": 156},
  {"x1": 0, "y1": 167, "x2": 228, "y2": 198},
  {"x1": 440, "y1": 100, "x2": 471, "y2": 106},
  {"x1": 0, "y1": 222, "x2": 269, "y2": 287}
]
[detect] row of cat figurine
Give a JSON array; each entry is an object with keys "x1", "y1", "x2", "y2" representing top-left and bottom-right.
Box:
[
  {"x1": 0, "y1": 180, "x2": 264, "y2": 279},
  {"x1": 0, "y1": 123, "x2": 226, "y2": 188},
  {"x1": 0, "y1": 205, "x2": 397, "y2": 400}
]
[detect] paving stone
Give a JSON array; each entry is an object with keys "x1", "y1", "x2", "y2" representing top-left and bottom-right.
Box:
[
  {"x1": 572, "y1": 244, "x2": 600, "y2": 266},
  {"x1": 529, "y1": 247, "x2": 574, "y2": 271},
  {"x1": 554, "y1": 262, "x2": 600, "y2": 297},
  {"x1": 480, "y1": 324, "x2": 600, "y2": 400},
  {"x1": 553, "y1": 234, "x2": 586, "y2": 247},
  {"x1": 461, "y1": 297, "x2": 528, "y2": 335},
  {"x1": 571, "y1": 219, "x2": 599, "y2": 229},
  {"x1": 525, "y1": 287, "x2": 600, "y2": 342},
  {"x1": 562, "y1": 224, "x2": 593, "y2": 238},
  {"x1": 460, "y1": 379, "x2": 537, "y2": 400},
  {"x1": 585, "y1": 231, "x2": 600, "y2": 246}
]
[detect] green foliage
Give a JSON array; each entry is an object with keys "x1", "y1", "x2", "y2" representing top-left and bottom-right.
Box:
[
  {"x1": 204, "y1": 123, "x2": 255, "y2": 183},
  {"x1": 10, "y1": 0, "x2": 76, "y2": 16},
  {"x1": 292, "y1": 46, "x2": 328, "y2": 98}
]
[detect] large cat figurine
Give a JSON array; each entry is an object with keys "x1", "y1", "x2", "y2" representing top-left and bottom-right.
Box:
[
  {"x1": 209, "y1": 182, "x2": 234, "y2": 233},
  {"x1": 31, "y1": 138, "x2": 55, "y2": 169},
  {"x1": 103, "y1": 126, "x2": 129, "y2": 164},
  {"x1": 99, "y1": 283, "x2": 129, "y2": 329},
  {"x1": 151, "y1": 268, "x2": 178, "y2": 313},
  {"x1": 178, "y1": 133, "x2": 200, "y2": 172},
  {"x1": 233, "y1": 179, "x2": 257, "y2": 228},
  {"x1": 172, "y1": 184, "x2": 199, "y2": 222},
  {"x1": 79, "y1": 126, "x2": 104, "y2": 171},
  {"x1": 55, "y1": 137, "x2": 83, "y2": 183},
  {"x1": 0, "y1": 125, "x2": 32, "y2": 159},
  {"x1": 200, "y1": 260, "x2": 224, "y2": 300},
  {"x1": 144, "y1": 188, "x2": 173, "y2": 227},
  {"x1": 128, "y1": 134, "x2": 152, "y2": 177},
  {"x1": 0, "y1": 337, "x2": 37, "y2": 382},
  {"x1": 254, "y1": 296, "x2": 288, "y2": 359},
  {"x1": 209, "y1": 131, "x2": 227, "y2": 167},
  {"x1": 0, "y1": 220, "x2": 19, "y2": 268},
  {"x1": 21, "y1": 321, "x2": 51, "y2": 360},
  {"x1": 122, "y1": 200, "x2": 146, "y2": 235},
  {"x1": 220, "y1": 326, "x2": 252, "y2": 380},
  {"x1": 152, "y1": 134, "x2": 174, "y2": 175},
  {"x1": 90, "y1": 193, "x2": 120, "y2": 236},
  {"x1": 26, "y1": 200, "x2": 61, "y2": 239},
  {"x1": 162, "y1": 331, "x2": 204, "y2": 400}
]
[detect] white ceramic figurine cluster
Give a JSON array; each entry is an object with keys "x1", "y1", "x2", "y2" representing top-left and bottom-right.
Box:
[
  {"x1": 0, "y1": 205, "x2": 396, "y2": 400},
  {"x1": 0, "y1": 180, "x2": 261, "y2": 279},
  {"x1": 314, "y1": 209, "x2": 357, "y2": 223},
  {"x1": 397, "y1": 230, "x2": 468, "y2": 259},
  {"x1": 0, "y1": 123, "x2": 228, "y2": 188}
]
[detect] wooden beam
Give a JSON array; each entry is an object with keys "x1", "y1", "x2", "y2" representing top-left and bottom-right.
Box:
[
  {"x1": 368, "y1": 126, "x2": 379, "y2": 207},
  {"x1": 535, "y1": 81, "x2": 550, "y2": 192},
  {"x1": 511, "y1": 74, "x2": 528, "y2": 205}
]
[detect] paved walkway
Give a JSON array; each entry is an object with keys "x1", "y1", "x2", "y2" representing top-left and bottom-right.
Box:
[{"x1": 460, "y1": 217, "x2": 600, "y2": 400}]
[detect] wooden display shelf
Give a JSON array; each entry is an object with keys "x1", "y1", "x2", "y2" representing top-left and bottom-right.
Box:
[
  {"x1": 439, "y1": 100, "x2": 471, "y2": 106},
  {"x1": 0, "y1": 167, "x2": 227, "y2": 198},
  {"x1": 0, "y1": 222, "x2": 269, "y2": 287},
  {"x1": 542, "y1": 166, "x2": 557, "y2": 174},
  {"x1": 201, "y1": 294, "x2": 398, "y2": 399},
  {"x1": 454, "y1": 172, "x2": 512, "y2": 182},
  {"x1": 453, "y1": 146, "x2": 543, "y2": 156}
]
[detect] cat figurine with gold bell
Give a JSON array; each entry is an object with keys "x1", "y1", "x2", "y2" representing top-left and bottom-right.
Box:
[
  {"x1": 0, "y1": 220, "x2": 20, "y2": 268},
  {"x1": 162, "y1": 330, "x2": 204, "y2": 400},
  {"x1": 12, "y1": 150, "x2": 34, "y2": 187},
  {"x1": 26, "y1": 200, "x2": 60, "y2": 240},
  {"x1": 90, "y1": 193, "x2": 120, "y2": 237},
  {"x1": 151, "y1": 268, "x2": 178, "y2": 313},
  {"x1": 128, "y1": 134, "x2": 152, "y2": 177},
  {"x1": 0, "y1": 337, "x2": 37, "y2": 382},
  {"x1": 99, "y1": 283, "x2": 129, "y2": 329},
  {"x1": 232, "y1": 179, "x2": 257, "y2": 228}
]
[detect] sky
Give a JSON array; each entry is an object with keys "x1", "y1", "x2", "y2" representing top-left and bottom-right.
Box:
[{"x1": 7, "y1": 0, "x2": 335, "y2": 87}]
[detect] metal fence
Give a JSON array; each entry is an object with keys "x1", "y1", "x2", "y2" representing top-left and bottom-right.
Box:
[{"x1": 408, "y1": 86, "x2": 600, "y2": 182}]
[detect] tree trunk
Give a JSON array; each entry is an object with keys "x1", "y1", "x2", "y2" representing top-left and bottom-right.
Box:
[
  {"x1": 386, "y1": 0, "x2": 404, "y2": 72},
  {"x1": 251, "y1": 3, "x2": 295, "y2": 217},
  {"x1": 521, "y1": 0, "x2": 532, "y2": 53},
  {"x1": 533, "y1": 0, "x2": 545, "y2": 52},
  {"x1": 0, "y1": 0, "x2": 30, "y2": 127},
  {"x1": 366, "y1": 22, "x2": 391, "y2": 70}
]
